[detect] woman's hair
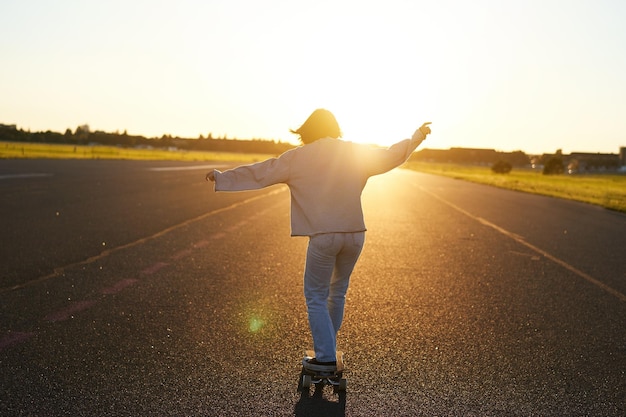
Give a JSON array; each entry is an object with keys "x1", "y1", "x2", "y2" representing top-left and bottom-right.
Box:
[{"x1": 290, "y1": 109, "x2": 342, "y2": 144}]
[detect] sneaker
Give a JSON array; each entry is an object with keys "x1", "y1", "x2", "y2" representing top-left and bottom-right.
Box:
[{"x1": 303, "y1": 357, "x2": 337, "y2": 372}]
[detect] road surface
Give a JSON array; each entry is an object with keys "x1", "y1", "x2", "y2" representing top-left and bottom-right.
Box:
[{"x1": 1, "y1": 159, "x2": 624, "y2": 416}]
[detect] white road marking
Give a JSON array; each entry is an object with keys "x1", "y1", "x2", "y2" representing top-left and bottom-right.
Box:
[
  {"x1": 0, "y1": 187, "x2": 287, "y2": 294},
  {"x1": 0, "y1": 173, "x2": 52, "y2": 180},
  {"x1": 418, "y1": 185, "x2": 626, "y2": 303},
  {"x1": 147, "y1": 164, "x2": 227, "y2": 172}
]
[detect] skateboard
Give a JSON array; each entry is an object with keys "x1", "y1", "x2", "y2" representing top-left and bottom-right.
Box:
[{"x1": 301, "y1": 350, "x2": 347, "y2": 391}]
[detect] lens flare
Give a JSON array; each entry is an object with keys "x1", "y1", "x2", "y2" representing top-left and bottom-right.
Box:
[{"x1": 248, "y1": 316, "x2": 266, "y2": 333}]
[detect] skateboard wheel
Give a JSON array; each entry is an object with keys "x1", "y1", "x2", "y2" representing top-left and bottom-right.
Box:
[
  {"x1": 302, "y1": 374, "x2": 312, "y2": 388},
  {"x1": 337, "y1": 378, "x2": 347, "y2": 391}
]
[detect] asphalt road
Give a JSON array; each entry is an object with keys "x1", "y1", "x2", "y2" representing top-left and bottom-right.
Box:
[{"x1": 1, "y1": 159, "x2": 625, "y2": 416}]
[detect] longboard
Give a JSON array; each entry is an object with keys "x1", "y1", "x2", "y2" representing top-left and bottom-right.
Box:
[{"x1": 301, "y1": 350, "x2": 347, "y2": 391}]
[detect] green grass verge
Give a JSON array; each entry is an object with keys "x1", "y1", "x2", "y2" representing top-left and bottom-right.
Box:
[
  {"x1": 404, "y1": 161, "x2": 626, "y2": 213},
  {"x1": 0, "y1": 141, "x2": 274, "y2": 163}
]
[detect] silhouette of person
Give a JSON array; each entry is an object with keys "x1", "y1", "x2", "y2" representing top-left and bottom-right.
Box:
[{"x1": 206, "y1": 109, "x2": 431, "y2": 370}]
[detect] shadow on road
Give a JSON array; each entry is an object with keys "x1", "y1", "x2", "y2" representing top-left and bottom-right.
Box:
[
  {"x1": 294, "y1": 371, "x2": 346, "y2": 417},
  {"x1": 294, "y1": 389, "x2": 346, "y2": 417}
]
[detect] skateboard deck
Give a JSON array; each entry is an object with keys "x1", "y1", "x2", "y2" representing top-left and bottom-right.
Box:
[{"x1": 301, "y1": 350, "x2": 347, "y2": 391}]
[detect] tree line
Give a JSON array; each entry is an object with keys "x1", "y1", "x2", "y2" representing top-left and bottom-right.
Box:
[
  {"x1": 3, "y1": 123, "x2": 620, "y2": 174},
  {"x1": 0, "y1": 124, "x2": 294, "y2": 155}
]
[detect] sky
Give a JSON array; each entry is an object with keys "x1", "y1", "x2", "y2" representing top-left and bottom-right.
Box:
[{"x1": 1, "y1": 0, "x2": 625, "y2": 155}]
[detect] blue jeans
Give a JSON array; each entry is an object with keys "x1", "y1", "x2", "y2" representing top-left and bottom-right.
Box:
[{"x1": 304, "y1": 232, "x2": 365, "y2": 362}]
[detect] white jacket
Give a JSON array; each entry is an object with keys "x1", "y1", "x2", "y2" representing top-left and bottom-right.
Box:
[{"x1": 213, "y1": 132, "x2": 425, "y2": 236}]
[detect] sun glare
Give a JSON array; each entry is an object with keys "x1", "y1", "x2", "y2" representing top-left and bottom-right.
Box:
[{"x1": 271, "y1": 4, "x2": 438, "y2": 148}]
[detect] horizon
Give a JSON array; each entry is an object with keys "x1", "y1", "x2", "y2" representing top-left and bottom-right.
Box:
[
  {"x1": 2, "y1": 121, "x2": 623, "y2": 157},
  {"x1": 1, "y1": 1, "x2": 625, "y2": 155}
]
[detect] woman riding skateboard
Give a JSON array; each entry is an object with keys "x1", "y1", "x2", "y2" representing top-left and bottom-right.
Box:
[{"x1": 206, "y1": 109, "x2": 431, "y2": 371}]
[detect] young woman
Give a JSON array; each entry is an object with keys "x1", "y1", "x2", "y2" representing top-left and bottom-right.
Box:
[{"x1": 206, "y1": 109, "x2": 431, "y2": 370}]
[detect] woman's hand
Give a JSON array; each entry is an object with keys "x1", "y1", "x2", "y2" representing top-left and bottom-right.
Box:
[
  {"x1": 412, "y1": 122, "x2": 432, "y2": 142},
  {"x1": 418, "y1": 122, "x2": 432, "y2": 137},
  {"x1": 205, "y1": 171, "x2": 215, "y2": 182}
]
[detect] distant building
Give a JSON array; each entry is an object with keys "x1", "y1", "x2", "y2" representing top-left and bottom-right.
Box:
[
  {"x1": 411, "y1": 146, "x2": 626, "y2": 172},
  {"x1": 410, "y1": 147, "x2": 530, "y2": 167},
  {"x1": 565, "y1": 152, "x2": 620, "y2": 173},
  {"x1": 538, "y1": 149, "x2": 624, "y2": 173},
  {"x1": 0, "y1": 124, "x2": 19, "y2": 141}
]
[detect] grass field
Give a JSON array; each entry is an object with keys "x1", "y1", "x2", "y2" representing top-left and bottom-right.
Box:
[
  {"x1": 0, "y1": 141, "x2": 273, "y2": 163},
  {"x1": 404, "y1": 161, "x2": 626, "y2": 213},
  {"x1": 2, "y1": 141, "x2": 625, "y2": 213}
]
